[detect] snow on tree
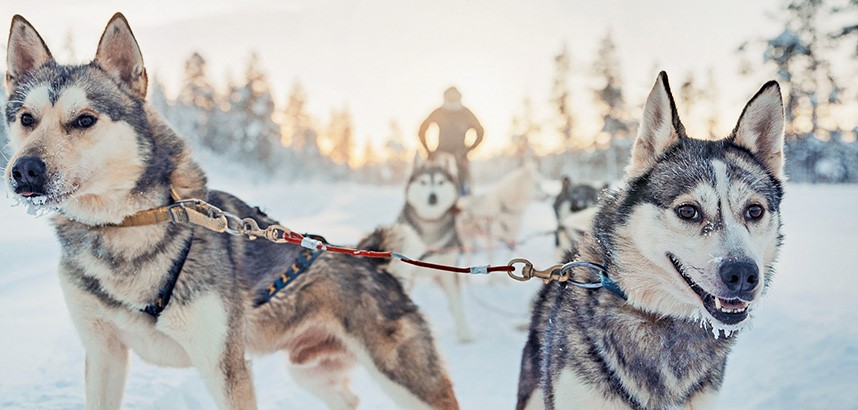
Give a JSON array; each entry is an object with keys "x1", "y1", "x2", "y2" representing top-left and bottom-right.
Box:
[
  {"x1": 702, "y1": 68, "x2": 720, "y2": 138},
  {"x1": 380, "y1": 119, "x2": 410, "y2": 183},
  {"x1": 325, "y1": 106, "x2": 354, "y2": 168},
  {"x1": 229, "y1": 52, "x2": 281, "y2": 171},
  {"x1": 679, "y1": 71, "x2": 701, "y2": 129},
  {"x1": 63, "y1": 29, "x2": 76, "y2": 64},
  {"x1": 509, "y1": 97, "x2": 539, "y2": 165},
  {"x1": 551, "y1": 43, "x2": 575, "y2": 149},
  {"x1": 760, "y1": 0, "x2": 845, "y2": 137},
  {"x1": 147, "y1": 75, "x2": 173, "y2": 124},
  {"x1": 282, "y1": 81, "x2": 320, "y2": 159},
  {"x1": 176, "y1": 52, "x2": 218, "y2": 148},
  {"x1": 592, "y1": 31, "x2": 630, "y2": 145}
]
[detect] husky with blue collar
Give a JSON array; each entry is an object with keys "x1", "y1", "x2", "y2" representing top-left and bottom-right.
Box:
[
  {"x1": 517, "y1": 72, "x2": 786, "y2": 409},
  {"x1": 3, "y1": 13, "x2": 458, "y2": 410}
]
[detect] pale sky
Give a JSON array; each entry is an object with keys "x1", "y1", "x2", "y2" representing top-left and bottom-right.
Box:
[{"x1": 3, "y1": 0, "x2": 849, "y2": 158}]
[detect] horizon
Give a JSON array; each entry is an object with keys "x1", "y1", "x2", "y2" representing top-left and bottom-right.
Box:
[{"x1": 2, "y1": 0, "x2": 855, "y2": 162}]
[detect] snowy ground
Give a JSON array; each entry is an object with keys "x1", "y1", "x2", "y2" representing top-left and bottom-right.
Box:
[{"x1": 1, "y1": 170, "x2": 857, "y2": 409}]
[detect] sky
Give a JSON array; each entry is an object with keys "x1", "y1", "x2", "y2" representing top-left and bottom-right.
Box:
[{"x1": 1, "y1": 0, "x2": 849, "y2": 158}]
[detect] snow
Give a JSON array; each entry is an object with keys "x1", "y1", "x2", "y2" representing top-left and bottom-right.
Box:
[{"x1": 1, "y1": 174, "x2": 857, "y2": 409}]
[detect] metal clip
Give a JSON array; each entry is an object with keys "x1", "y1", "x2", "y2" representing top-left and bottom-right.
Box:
[
  {"x1": 241, "y1": 218, "x2": 264, "y2": 240},
  {"x1": 263, "y1": 224, "x2": 290, "y2": 243},
  {"x1": 221, "y1": 213, "x2": 244, "y2": 236},
  {"x1": 507, "y1": 258, "x2": 565, "y2": 284}
]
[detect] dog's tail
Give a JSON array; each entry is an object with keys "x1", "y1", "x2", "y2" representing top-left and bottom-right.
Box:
[{"x1": 355, "y1": 227, "x2": 399, "y2": 268}]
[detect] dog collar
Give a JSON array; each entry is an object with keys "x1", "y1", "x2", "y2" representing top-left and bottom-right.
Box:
[{"x1": 559, "y1": 261, "x2": 628, "y2": 301}]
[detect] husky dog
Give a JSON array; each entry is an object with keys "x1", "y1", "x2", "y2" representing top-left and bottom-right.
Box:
[
  {"x1": 3, "y1": 14, "x2": 458, "y2": 410},
  {"x1": 517, "y1": 72, "x2": 785, "y2": 409},
  {"x1": 552, "y1": 177, "x2": 604, "y2": 259},
  {"x1": 457, "y1": 160, "x2": 545, "y2": 266},
  {"x1": 384, "y1": 152, "x2": 473, "y2": 342}
]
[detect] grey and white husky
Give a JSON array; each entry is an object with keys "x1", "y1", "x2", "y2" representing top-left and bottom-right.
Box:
[
  {"x1": 3, "y1": 14, "x2": 458, "y2": 410},
  {"x1": 517, "y1": 72, "x2": 785, "y2": 409},
  {"x1": 385, "y1": 152, "x2": 473, "y2": 342},
  {"x1": 552, "y1": 177, "x2": 604, "y2": 260}
]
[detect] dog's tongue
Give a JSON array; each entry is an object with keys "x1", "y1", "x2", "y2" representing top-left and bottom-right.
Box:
[{"x1": 21, "y1": 192, "x2": 35, "y2": 197}]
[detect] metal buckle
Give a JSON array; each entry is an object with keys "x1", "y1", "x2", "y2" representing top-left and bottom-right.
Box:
[{"x1": 167, "y1": 203, "x2": 191, "y2": 224}]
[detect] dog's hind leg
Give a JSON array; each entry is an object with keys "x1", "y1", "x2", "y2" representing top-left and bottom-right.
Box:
[
  {"x1": 347, "y1": 324, "x2": 459, "y2": 410},
  {"x1": 340, "y1": 278, "x2": 459, "y2": 409},
  {"x1": 284, "y1": 328, "x2": 359, "y2": 410},
  {"x1": 288, "y1": 339, "x2": 359, "y2": 410}
]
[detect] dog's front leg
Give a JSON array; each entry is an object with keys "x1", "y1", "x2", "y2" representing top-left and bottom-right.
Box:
[
  {"x1": 82, "y1": 323, "x2": 129, "y2": 410},
  {"x1": 159, "y1": 293, "x2": 257, "y2": 410},
  {"x1": 60, "y1": 275, "x2": 130, "y2": 410}
]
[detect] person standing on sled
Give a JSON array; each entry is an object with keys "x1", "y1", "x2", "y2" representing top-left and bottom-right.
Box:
[{"x1": 418, "y1": 86, "x2": 484, "y2": 196}]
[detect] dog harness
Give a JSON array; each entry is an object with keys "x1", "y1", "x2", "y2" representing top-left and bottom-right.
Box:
[
  {"x1": 254, "y1": 247, "x2": 323, "y2": 307},
  {"x1": 141, "y1": 237, "x2": 193, "y2": 318}
]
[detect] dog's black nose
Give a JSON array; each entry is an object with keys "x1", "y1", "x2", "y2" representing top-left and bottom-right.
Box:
[
  {"x1": 11, "y1": 156, "x2": 47, "y2": 195},
  {"x1": 719, "y1": 259, "x2": 759, "y2": 293},
  {"x1": 428, "y1": 193, "x2": 438, "y2": 205}
]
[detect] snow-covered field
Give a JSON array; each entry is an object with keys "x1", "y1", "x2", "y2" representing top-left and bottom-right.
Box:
[{"x1": 1, "y1": 169, "x2": 856, "y2": 409}]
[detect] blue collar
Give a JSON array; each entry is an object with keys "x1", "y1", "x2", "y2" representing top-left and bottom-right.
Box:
[{"x1": 559, "y1": 261, "x2": 628, "y2": 301}]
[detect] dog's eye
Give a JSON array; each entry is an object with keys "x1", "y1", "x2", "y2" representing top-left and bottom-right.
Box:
[
  {"x1": 72, "y1": 114, "x2": 97, "y2": 129},
  {"x1": 744, "y1": 204, "x2": 765, "y2": 221},
  {"x1": 675, "y1": 204, "x2": 701, "y2": 221},
  {"x1": 20, "y1": 113, "x2": 35, "y2": 127}
]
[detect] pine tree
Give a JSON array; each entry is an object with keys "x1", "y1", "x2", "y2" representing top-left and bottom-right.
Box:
[
  {"x1": 176, "y1": 52, "x2": 217, "y2": 147},
  {"x1": 282, "y1": 81, "x2": 320, "y2": 159},
  {"x1": 551, "y1": 43, "x2": 575, "y2": 149},
  {"x1": 702, "y1": 68, "x2": 720, "y2": 138},
  {"x1": 326, "y1": 107, "x2": 354, "y2": 168},
  {"x1": 63, "y1": 29, "x2": 76, "y2": 64},
  {"x1": 382, "y1": 120, "x2": 408, "y2": 179},
  {"x1": 148, "y1": 75, "x2": 172, "y2": 122},
  {"x1": 592, "y1": 31, "x2": 629, "y2": 144},
  {"x1": 232, "y1": 52, "x2": 281, "y2": 170},
  {"x1": 761, "y1": 0, "x2": 842, "y2": 137},
  {"x1": 679, "y1": 71, "x2": 703, "y2": 135}
]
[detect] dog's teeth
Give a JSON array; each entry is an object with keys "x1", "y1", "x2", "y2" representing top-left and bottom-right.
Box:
[{"x1": 714, "y1": 297, "x2": 722, "y2": 310}]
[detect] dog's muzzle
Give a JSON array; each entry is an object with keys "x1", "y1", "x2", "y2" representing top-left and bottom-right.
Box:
[{"x1": 10, "y1": 156, "x2": 48, "y2": 197}]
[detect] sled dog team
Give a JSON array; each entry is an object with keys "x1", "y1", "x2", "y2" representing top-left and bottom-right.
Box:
[{"x1": 4, "y1": 13, "x2": 785, "y2": 410}]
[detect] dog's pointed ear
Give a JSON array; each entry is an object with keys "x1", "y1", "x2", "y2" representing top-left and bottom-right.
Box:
[
  {"x1": 95, "y1": 13, "x2": 148, "y2": 99},
  {"x1": 6, "y1": 15, "x2": 54, "y2": 92},
  {"x1": 627, "y1": 71, "x2": 685, "y2": 178},
  {"x1": 560, "y1": 176, "x2": 572, "y2": 194},
  {"x1": 729, "y1": 81, "x2": 786, "y2": 180},
  {"x1": 440, "y1": 153, "x2": 458, "y2": 179},
  {"x1": 412, "y1": 152, "x2": 424, "y2": 170}
]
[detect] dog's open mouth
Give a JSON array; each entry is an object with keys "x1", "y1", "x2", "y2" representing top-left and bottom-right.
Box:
[
  {"x1": 15, "y1": 183, "x2": 79, "y2": 208},
  {"x1": 667, "y1": 253, "x2": 750, "y2": 326}
]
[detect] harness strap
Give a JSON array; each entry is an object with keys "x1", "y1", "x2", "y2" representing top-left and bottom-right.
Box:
[
  {"x1": 141, "y1": 237, "x2": 193, "y2": 318},
  {"x1": 254, "y1": 248, "x2": 322, "y2": 306},
  {"x1": 113, "y1": 189, "x2": 231, "y2": 233},
  {"x1": 116, "y1": 200, "x2": 230, "y2": 232}
]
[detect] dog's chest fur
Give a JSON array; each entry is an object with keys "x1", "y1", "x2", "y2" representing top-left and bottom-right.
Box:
[
  {"x1": 398, "y1": 204, "x2": 458, "y2": 248},
  {"x1": 528, "y1": 244, "x2": 734, "y2": 409}
]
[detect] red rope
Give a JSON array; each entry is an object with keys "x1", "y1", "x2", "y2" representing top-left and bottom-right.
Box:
[{"x1": 281, "y1": 231, "x2": 514, "y2": 274}]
